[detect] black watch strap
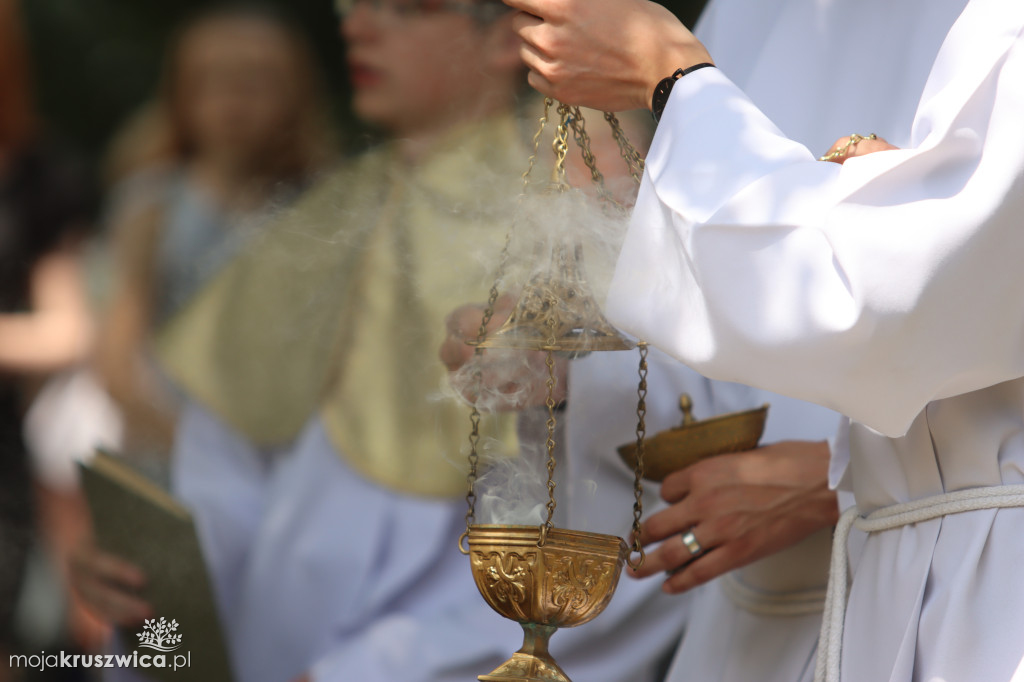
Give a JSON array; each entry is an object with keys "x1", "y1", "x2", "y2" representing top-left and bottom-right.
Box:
[{"x1": 651, "y1": 62, "x2": 715, "y2": 122}]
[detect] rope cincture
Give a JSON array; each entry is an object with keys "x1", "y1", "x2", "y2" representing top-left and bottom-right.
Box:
[{"x1": 814, "y1": 483, "x2": 1024, "y2": 682}]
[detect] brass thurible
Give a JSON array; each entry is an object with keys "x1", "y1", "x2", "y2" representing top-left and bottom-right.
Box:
[{"x1": 460, "y1": 100, "x2": 649, "y2": 682}]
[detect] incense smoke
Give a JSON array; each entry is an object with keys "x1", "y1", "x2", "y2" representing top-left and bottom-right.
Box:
[{"x1": 438, "y1": 109, "x2": 653, "y2": 526}]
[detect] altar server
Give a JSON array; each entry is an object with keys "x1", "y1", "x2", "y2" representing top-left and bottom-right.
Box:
[{"x1": 503, "y1": 0, "x2": 1024, "y2": 680}]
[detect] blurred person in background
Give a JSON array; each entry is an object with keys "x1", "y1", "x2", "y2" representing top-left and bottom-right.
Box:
[
  {"x1": 56, "y1": 3, "x2": 333, "y2": 676},
  {"x1": 93, "y1": 3, "x2": 335, "y2": 459},
  {"x1": 0, "y1": 0, "x2": 97, "y2": 674},
  {"x1": 73, "y1": 1, "x2": 689, "y2": 681}
]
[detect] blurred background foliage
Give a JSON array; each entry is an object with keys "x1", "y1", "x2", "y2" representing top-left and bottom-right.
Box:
[{"x1": 21, "y1": 0, "x2": 707, "y2": 172}]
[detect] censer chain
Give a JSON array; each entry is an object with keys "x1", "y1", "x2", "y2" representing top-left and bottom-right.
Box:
[
  {"x1": 539, "y1": 345, "x2": 559, "y2": 547},
  {"x1": 604, "y1": 112, "x2": 646, "y2": 186},
  {"x1": 462, "y1": 101, "x2": 649, "y2": 554},
  {"x1": 566, "y1": 106, "x2": 624, "y2": 209},
  {"x1": 461, "y1": 98, "x2": 557, "y2": 555},
  {"x1": 460, "y1": 279, "x2": 502, "y2": 553},
  {"x1": 563, "y1": 104, "x2": 647, "y2": 206},
  {"x1": 628, "y1": 342, "x2": 648, "y2": 570},
  {"x1": 552, "y1": 102, "x2": 572, "y2": 182},
  {"x1": 538, "y1": 305, "x2": 561, "y2": 546},
  {"x1": 522, "y1": 97, "x2": 552, "y2": 191}
]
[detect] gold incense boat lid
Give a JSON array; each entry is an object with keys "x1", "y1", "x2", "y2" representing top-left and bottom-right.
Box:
[{"x1": 618, "y1": 394, "x2": 769, "y2": 482}]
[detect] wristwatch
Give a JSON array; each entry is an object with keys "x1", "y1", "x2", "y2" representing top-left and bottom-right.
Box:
[{"x1": 651, "y1": 62, "x2": 715, "y2": 122}]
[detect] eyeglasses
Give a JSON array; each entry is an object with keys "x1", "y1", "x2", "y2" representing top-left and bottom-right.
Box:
[{"x1": 334, "y1": 0, "x2": 507, "y2": 22}]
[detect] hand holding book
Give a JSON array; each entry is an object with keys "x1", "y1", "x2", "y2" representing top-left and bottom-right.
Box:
[{"x1": 70, "y1": 538, "x2": 152, "y2": 626}]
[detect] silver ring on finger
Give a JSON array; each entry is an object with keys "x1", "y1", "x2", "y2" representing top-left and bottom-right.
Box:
[{"x1": 680, "y1": 527, "x2": 703, "y2": 557}]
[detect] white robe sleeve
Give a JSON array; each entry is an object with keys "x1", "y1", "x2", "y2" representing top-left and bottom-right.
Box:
[{"x1": 607, "y1": 3, "x2": 1024, "y2": 437}]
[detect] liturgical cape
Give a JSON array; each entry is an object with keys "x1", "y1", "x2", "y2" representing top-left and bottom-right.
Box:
[
  {"x1": 158, "y1": 115, "x2": 521, "y2": 499},
  {"x1": 606, "y1": 0, "x2": 1024, "y2": 680}
]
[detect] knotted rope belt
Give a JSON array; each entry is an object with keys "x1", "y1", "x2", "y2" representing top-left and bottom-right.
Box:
[{"x1": 814, "y1": 484, "x2": 1024, "y2": 682}]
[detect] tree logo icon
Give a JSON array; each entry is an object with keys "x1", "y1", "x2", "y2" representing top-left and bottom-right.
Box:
[{"x1": 137, "y1": 618, "x2": 183, "y2": 652}]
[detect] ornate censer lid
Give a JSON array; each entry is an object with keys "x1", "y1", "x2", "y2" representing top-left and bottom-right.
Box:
[
  {"x1": 476, "y1": 239, "x2": 635, "y2": 355},
  {"x1": 618, "y1": 394, "x2": 769, "y2": 482}
]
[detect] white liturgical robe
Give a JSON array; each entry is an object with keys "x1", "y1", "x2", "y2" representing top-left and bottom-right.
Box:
[{"x1": 606, "y1": 0, "x2": 1024, "y2": 680}]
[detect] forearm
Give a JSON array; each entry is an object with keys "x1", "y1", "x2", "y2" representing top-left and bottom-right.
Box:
[
  {"x1": 0, "y1": 310, "x2": 92, "y2": 372},
  {"x1": 0, "y1": 249, "x2": 94, "y2": 373}
]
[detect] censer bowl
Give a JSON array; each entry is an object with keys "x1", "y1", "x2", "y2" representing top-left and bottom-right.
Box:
[
  {"x1": 467, "y1": 524, "x2": 629, "y2": 682},
  {"x1": 618, "y1": 396, "x2": 769, "y2": 482}
]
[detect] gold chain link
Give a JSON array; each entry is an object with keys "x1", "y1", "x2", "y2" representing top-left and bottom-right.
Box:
[
  {"x1": 627, "y1": 342, "x2": 648, "y2": 570},
  {"x1": 604, "y1": 110, "x2": 649, "y2": 565},
  {"x1": 552, "y1": 103, "x2": 572, "y2": 183},
  {"x1": 459, "y1": 271, "x2": 505, "y2": 554},
  {"x1": 567, "y1": 106, "x2": 605, "y2": 187},
  {"x1": 522, "y1": 98, "x2": 552, "y2": 191},
  {"x1": 604, "y1": 112, "x2": 646, "y2": 185},
  {"x1": 461, "y1": 102, "x2": 556, "y2": 554},
  {"x1": 538, "y1": 313, "x2": 559, "y2": 546},
  {"x1": 566, "y1": 106, "x2": 627, "y2": 208}
]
